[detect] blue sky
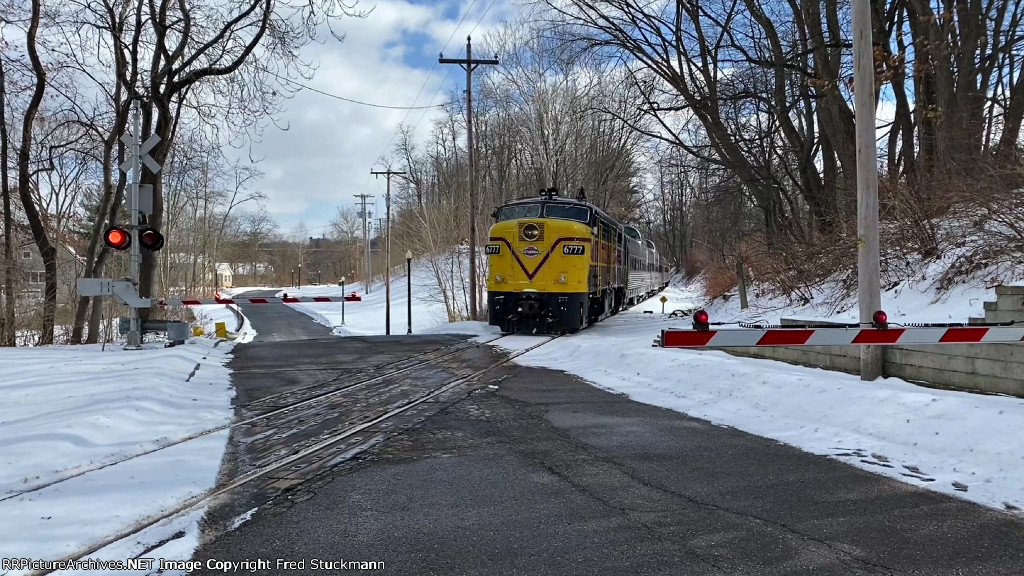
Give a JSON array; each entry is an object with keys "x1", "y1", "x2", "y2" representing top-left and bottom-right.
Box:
[{"x1": 236, "y1": 0, "x2": 516, "y2": 241}]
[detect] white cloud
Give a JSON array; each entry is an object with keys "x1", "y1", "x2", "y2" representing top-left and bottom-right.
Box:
[{"x1": 234, "y1": 0, "x2": 517, "y2": 237}]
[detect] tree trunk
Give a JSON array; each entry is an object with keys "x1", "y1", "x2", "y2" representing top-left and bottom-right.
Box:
[
  {"x1": 996, "y1": 69, "x2": 1024, "y2": 164},
  {"x1": 804, "y1": 0, "x2": 857, "y2": 210},
  {"x1": 0, "y1": 55, "x2": 15, "y2": 346},
  {"x1": 17, "y1": 0, "x2": 56, "y2": 345},
  {"x1": 73, "y1": 98, "x2": 130, "y2": 343},
  {"x1": 736, "y1": 259, "x2": 748, "y2": 310}
]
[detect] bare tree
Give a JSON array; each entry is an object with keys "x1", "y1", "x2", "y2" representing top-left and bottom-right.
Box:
[
  {"x1": 237, "y1": 208, "x2": 277, "y2": 282},
  {"x1": 127, "y1": 0, "x2": 367, "y2": 305},
  {"x1": 9, "y1": 0, "x2": 60, "y2": 344},
  {"x1": 0, "y1": 43, "x2": 14, "y2": 346}
]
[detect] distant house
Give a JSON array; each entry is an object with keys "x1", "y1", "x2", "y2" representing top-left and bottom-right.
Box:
[
  {"x1": 10, "y1": 240, "x2": 85, "y2": 303},
  {"x1": 215, "y1": 263, "x2": 234, "y2": 288},
  {"x1": 218, "y1": 262, "x2": 274, "y2": 287}
]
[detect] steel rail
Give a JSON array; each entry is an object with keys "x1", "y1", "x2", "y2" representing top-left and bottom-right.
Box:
[
  {"x1": 1, "y1": 335, "x2": 506, "y2": 504},
  {"x1": 24, "y1": 334, "x2": 557, "y2": 576}
]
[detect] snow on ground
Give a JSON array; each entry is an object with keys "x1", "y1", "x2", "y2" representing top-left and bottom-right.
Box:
[
  {"x1": 421, "y1": 320, "x2": 502, "y2": 342},
  {"x1": 193, "y1": 304, "x2": 256, "y2": 343},
  {"x1": 267, "y1": 261, "x2": 462, "y2": 336},
  {"x1": 0, "y1": 337, "x2": 236, "y2": 574},
  {"x1": 217, "y1": 286, "x2": 268, "y2": 298},
  {"x1": 503, "y1": 281, "x2": 1024, "y2": 514},
  {"x1": 677, "y1": 252, "x2": 1024, "y2": 327}
]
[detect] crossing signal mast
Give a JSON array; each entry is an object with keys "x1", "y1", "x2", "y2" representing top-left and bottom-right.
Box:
[{"x1": 76, "y1": 98, "x2": 177, "y2": 350}]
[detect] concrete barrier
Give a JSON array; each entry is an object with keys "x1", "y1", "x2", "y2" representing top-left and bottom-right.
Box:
[{"x1": 722, "y1": 286, "x2": 1024, "y2": 398}]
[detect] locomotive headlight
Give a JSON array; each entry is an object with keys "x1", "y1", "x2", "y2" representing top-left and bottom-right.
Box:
[
  {"x1": 494, "y1": 274, "x2": 504, "y2": 283},
  {"x1": 558, "y1": 274, "x2": 567, "y2": 283},
  {"x1": 522, "y1": 223, "x2": 540, "y2": 241}
]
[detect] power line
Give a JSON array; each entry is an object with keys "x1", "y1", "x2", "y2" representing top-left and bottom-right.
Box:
[
  {"x1": 257, "y1": 64, "x2": 447, "y2": 110},
  {"x1": 375, "y1": 0, "x2": 481, "y2": 164},
  {"x1": 275, "y1": 222, "x2": 335, "y2": 238},
  {"x1": 467, "y1": 0, "x2": 501, "y2": 37},
  {"x1": 407, "y1": 0, "x2": 502, "y2": 145}
]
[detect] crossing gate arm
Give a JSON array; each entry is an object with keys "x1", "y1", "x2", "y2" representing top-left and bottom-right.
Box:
[
  {"x1": 157, "y1": 296, "x2": 354, "y2": 306},
  {"x1": 657, "y1": 325, "x2": 1024, "y2": 348}
]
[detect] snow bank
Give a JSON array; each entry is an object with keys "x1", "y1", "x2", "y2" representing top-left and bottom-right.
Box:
[
  {"x1": 193, "y1": 304, "x2": 256, "y2": 343},
  {"x1": 0, "y1": 338, "x2": 235, "y2": 571}
]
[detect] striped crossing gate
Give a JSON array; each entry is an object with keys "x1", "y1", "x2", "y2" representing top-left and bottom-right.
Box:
[
  {"x1": 657, "y1": 309, "x2": 1024, "y2": 348},
  {"x1": 157, "y1": 295, "x2": 360, "y2": 306}
]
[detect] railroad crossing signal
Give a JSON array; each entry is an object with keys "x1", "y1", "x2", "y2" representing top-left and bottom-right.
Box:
[
  {"x1": 692, "y1": 310, "x2": 710, "y2": 331},
  {"x1": 104, "y1": 225, "x2": 163, "y2": 252},
  {"x1": 115, "y1": 116, "x2": 164, "y2": 349},
  {"x1": 104, "y1": 227, "x2": 131, "y2": 250},
  {"x1": 119, "y1": 132, "x2": 162, "y2": 175},
  {"x1": 139, "y1": 227, "x2": 165, "y2": 251}
]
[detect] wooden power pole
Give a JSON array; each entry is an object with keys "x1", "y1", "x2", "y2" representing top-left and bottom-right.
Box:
[
  {"x1": 853, "y1": 0, "x2": 882, "y2": 380},
  {"x1": 354, "y1": 193, "x2": 374, "y2": 294},
  {"x1": 440, "y1": 36, "x2": 498, "y2": 321},
  {"x1": 371, "y1": 169, "x2": 405, "y2": 335}
]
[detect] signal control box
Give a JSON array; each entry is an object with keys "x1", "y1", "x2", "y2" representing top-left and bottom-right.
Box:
[{"x1": 118, "y1": 318, "x2": 191, "y2": 345}]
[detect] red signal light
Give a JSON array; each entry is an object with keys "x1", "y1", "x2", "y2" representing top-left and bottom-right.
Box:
[
  {"x1": 872, "y1": 310, "x2": 888, "y2": 329},
  {"x1": 693, "y1": 309, "x2": 710, "y2": 331},
  {"x1": 103, "y1": 226, "x2": 131, "y2": 251},
  {"x1": 139, "y1": 227, "x2": 164, "y2": 251}
]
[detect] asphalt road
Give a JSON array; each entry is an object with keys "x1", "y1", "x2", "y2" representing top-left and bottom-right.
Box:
[
  {"x1": 191, "y1": 294, "x2": 1024, "y2": 575},
  {"x1": 233, "y1": 289, "x2": 332, "y2": 342}
]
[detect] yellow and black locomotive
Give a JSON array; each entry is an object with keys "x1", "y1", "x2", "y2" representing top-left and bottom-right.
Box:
[{"x1": 486, "y1": 188, "x2": 668, "y2": 334}]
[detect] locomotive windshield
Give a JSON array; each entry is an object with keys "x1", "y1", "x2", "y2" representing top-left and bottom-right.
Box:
[
  {"x1": 543, "y1": 203, "x2": 591, "y2": 224},
  {"x1": 496, "y1": 203, "x2": 541, "y2": 221}
]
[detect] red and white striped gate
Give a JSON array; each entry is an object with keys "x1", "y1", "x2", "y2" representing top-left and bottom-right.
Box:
[
  {"x1": 157, "y1": 295, "x2": 360, "y2": 306},
  {"x1": 658, "y1": 309, "x2": 1024, "y2": 348}
]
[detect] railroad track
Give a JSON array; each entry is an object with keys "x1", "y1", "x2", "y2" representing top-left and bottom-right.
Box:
[
  {"x1": 20, "y1": 333, "x2": 559, "y2": 576},
  {"x1": 0, "y1": 335, "x2": 501, "y2": 505}
]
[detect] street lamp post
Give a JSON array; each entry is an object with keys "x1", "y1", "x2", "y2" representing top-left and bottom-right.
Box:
[
  {"x1": 341, "y1": 275, "x2": 346, "y2": 326},
  {"x1": 291, "y1": 269, "x2": 295, "y2": 287},
  {"x1": 405, "y1": 250, "x2": 413, "y2": 334},
  {"x1": 297, "y1": 263, "x2": 302, "y2": 288}
]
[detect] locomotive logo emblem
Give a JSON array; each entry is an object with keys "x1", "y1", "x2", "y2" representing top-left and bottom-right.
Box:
[{"x1": 522, "y1": 245, "x2": 541, "y2": 259}]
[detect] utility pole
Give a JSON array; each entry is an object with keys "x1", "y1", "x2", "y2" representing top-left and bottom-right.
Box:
[
  {"x1": 440, "y1": 36, "x2": 499, "y2": 321},
  {"x1": 371, "y1": 169, "x2": 405, "y2": 336},
  {"x1": 354, "y1": 193, "x2": 374, "y2": 294},
  {"x1": 853, "y1": 0, "x2": 882, "y2": 381}
]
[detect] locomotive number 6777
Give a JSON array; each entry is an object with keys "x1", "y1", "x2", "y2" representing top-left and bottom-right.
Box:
[{"x1": 486, "y1": 187, "x2": 669, "y2": 335}]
